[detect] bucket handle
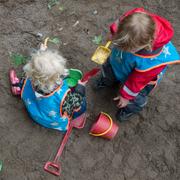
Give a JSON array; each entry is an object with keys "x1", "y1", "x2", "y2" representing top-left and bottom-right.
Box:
[
  {"x1": 89, "y1": 112, "x2": 113, "y2": 136},
  {"x1": 105, "y1": 41, "x2": 111, "y2": 48}
]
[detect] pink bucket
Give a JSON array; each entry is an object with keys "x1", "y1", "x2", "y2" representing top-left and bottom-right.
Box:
[{"x1": 89, "y1": 112, "x2": 119, "y2": 140}]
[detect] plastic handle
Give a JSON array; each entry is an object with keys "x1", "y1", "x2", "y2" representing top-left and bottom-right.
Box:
[
  {"x1": 44, "y1": 126, "x2": 73, "y2": 176},
  {"x1": 44, "y1": 37, "x2": 49, "y2": 47},
  {"x1": 44, "y1": 161, "x2": 61, "y2": 176},
  {"x1": 54, "y1": 125, "x2": 73, "y2": 161},
  {"x1": 105, "y1": 41, "x2": 111, "y2": 48}
]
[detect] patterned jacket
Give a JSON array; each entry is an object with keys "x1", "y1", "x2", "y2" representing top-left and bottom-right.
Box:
[{"x1": 21, "y1": 78, "x2": 71, "y2": 131}]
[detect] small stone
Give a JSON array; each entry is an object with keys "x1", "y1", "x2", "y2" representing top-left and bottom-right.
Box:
[
  {"x1": 36, "y1": 32, "x2": 43, "y2": 38},
  {"x1": 72, "y1": 20, "x2": 79, "y2": 27},
  {"x1": 58, "y1": 27, "x2": 63, "y2": 31},
  {"x1": 63, "y1": 42, "x2": 68, "y2": 46},
  {"x1": 93, "y1": 10, "x2": 98, "y2": 15}
]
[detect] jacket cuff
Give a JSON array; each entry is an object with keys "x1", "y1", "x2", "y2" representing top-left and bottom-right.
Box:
[
  {"x1": 74, "y1": 84, "x2": 86, "y2": 96},
  {"x1": 120, "y1": 85, "x2": 139, "y2": 100}
]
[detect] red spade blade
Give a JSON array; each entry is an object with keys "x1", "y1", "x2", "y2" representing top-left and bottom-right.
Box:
[{"x1": 81, "y1": 68, "x2": 100, "y2": 82}]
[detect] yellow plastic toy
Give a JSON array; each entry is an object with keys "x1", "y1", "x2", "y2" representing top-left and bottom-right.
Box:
[
  {"x1": 91, "y1": 41, "x2": 111, "y2": 64},
  {"x1": 44, "y1": 37, "x2": 49, "y2": 47}
]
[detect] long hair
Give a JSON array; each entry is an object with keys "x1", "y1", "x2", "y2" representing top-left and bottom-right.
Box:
[
  {"x1": 112, "y1": 12, "x2": 155, "y2": 52},
  {"x1": 23, "y1": 50, "x2": 66, "y2": 94}
]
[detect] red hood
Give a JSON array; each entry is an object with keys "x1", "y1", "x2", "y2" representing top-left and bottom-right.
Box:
[{"x1": 110, "y1": 8, "x2": 174, "y2": 50}]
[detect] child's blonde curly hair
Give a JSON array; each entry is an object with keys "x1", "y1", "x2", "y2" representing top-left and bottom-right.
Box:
[
  {"x1": 112, "y1": 12, "x2": 155, "y2": 53},
  {"x1": 23, "y1": 50, "x2": 66, "y2": 94}
]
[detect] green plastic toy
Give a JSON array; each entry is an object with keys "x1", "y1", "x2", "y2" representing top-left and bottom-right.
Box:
[
  {"x1": 66, "y1": 78, "x2": 78, "y2": 88},
  {"x1": 69, "y1": 69, "x2": 82, "y2": 80},
  {"x1": 65, "y1": 69, "x2": 83, "y2": 88}
]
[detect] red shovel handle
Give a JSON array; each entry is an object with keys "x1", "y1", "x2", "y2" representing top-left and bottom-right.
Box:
[
  {"x1": 44, "y1": 161, "x2": 61, "y2": 176},
  {"x1": 44, "y1": 126, "x2": 73, "y2": 176},
  {"x1": 44, "y1": 114, "x2": 87, "y2": 176},
  {"x1": 81, "y1": 68, "x2": 100, "y2": 82},
  {"x1": 54, "y1": 125, "x2": 73, "y2": 161}
]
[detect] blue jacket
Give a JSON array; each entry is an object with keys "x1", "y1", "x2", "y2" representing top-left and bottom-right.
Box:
[
  {"x1": 110, "y1": 41, "x2": 180, "y2": 83},
  {"x1": 109, "y1": 42, "x2": 180, "y2": 100},
  {"x1": 21, "y1": 79, "x2": 70, "y2": 131}
]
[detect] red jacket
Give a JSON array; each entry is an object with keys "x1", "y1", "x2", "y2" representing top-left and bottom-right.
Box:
[{"x1": 110, "y1": 8, "x2": 176, "y2": 100}]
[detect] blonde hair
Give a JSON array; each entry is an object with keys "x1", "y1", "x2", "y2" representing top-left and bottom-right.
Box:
[
  {"x1": 23, "y1": 50, "x2": 66, "y2": 94},
  {"x1": 112, "y1": 13, "x2": 155, "y2": 52}
]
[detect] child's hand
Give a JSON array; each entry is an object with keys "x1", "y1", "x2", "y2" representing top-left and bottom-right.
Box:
[
  {"x1": 113, "y1": 95, "x2": 129, "y2": 108},
  {"x1": 78, "y1": 80, "x2": 87, "y2": 86}
]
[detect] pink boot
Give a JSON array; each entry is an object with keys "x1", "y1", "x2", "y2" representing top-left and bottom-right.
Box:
[
  {"x1": 11, "y1": 86, "x2": 21, "y2": 96},
  {"x1": 9, "y1": 69, "x2": 21, "y2": 96},
  {"x1": 9, "y1": 69, "x2": 20, "y2": 85}
]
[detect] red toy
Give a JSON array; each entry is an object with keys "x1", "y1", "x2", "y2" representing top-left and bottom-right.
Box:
[
  {"x1": 90, "y1": 112, "x2": 119, "y2": 140},
  {"x1": 81, "y1": 68, "x2": 100, "y2": 82},
  {"x1": 44, "y1": 113, "x2": 86, "y2": 176}
]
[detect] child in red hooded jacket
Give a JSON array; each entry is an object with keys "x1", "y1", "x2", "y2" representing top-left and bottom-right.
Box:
[{"x1": 95, "y1": 8, "x2": 180, "y2": 122}]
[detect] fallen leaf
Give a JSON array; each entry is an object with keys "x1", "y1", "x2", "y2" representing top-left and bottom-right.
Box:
[
  {"x1": 9, "y1": 52, "x2": 30, "y2": 67},
  {"x1": 92, "y1": 35, "x2": 102, "y2": 45},
  {"x1": 49, "y1": 37, "x2": 61, "y2": 45},
  {"x1": 48, "y1": 0, "x2": 59, "y2": 10}
]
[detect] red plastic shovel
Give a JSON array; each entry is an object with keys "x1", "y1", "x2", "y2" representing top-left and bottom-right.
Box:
[
  {"x1": 81, "y1": 68, "x2": 100, "y2": 83},
  {"x1": 44, "y1": 113, "x2": 86, "y2": 176}
]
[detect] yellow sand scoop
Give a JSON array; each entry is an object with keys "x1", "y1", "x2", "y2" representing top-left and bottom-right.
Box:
[{"x1": 91, "y1": 41, "x2": 111, "y2": 64}]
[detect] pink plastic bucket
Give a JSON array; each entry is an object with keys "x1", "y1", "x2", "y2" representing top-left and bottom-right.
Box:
[{"x1": 89, "y1": 112, "x2": 119, "y2": 140}]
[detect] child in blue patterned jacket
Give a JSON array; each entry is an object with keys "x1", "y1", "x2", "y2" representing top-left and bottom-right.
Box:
[{"x1": 10, "y1": 49, "x2": 86, "y2": 131}]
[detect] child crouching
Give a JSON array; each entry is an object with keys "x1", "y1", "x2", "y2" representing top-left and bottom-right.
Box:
[{"x1": 94, "y1": 8, "x2": 180, "y2": 122}]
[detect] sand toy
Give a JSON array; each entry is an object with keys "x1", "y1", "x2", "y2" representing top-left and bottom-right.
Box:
[
  {"x1": 44, "y1": 113, "x2": 86, "y2": 176},
  {"x1": 91, "y1": 41, "x2": 111, "y2": 64},
  {"x1": 89, "y1": 112, "x2": 119, "y2": 140}
]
